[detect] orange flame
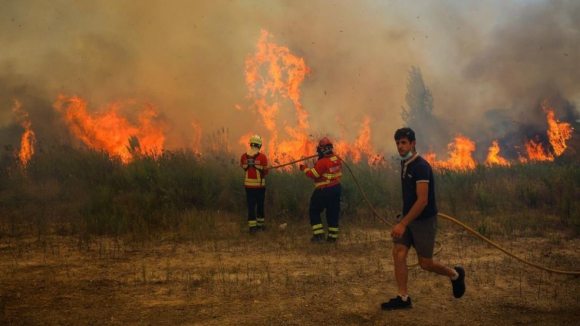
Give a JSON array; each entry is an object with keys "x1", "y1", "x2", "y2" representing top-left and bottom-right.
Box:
[
  {"x1": 334, "y1": 116, "x2": 385, "y2": 166},
  {"x1": 425, "y1": 135, "x2": 476, "y2": 171},
  {"x1": 521, "y1": 137, "x2": 554, "y2": 162},
  {"x1": 484, "y1": 141, "x2": 510, "y2": 166},
  {"x1": 241, "y1": 30, "x2": 385, "y2": 167},
  {"x1": 520, "y1": 101, "x2": 573, "y2": 162},
  {"x1": 242, "y1": 29, "x2": 312, "y2": 165},
  {"x1": 543, "y1": 101, "x2": 573, "y2": 156},
  {"x1": 11, "y1": 100, "x2": 36, "y2": 166},
  {"x1": 54, "y1": 95, "x2": 166, "y2": 163},
  {"x1": 427, "y1": 103, "x2": 574, "y2": 169}
]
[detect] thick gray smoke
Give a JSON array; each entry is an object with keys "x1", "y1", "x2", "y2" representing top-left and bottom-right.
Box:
[{"x1": 0, "y1": 0, "x2": 578, "y2": 157}]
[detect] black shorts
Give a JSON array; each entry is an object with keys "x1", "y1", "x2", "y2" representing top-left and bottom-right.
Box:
[{"x1": 393, "y1": 215, "x2": 437, "y2": 258}]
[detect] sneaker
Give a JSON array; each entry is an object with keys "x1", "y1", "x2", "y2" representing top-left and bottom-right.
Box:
[
  {"x1": 249, "y1": 227, "x2": 258, "y2": 235},
  {"x1": 311, "y1": 234, "x2": 325, "y2": 243},
  {"x1": 380, "y1": 295, "x2": 412, "y2": 310},
  {"x1": 257, "y1": 225, "x2": 266, "y2": 232},
  {"x1": 451, "y1": 266, "x2": 466, "y2": 298}
]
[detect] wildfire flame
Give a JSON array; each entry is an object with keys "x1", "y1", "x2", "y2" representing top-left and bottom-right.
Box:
[
  {"x1": 543, "y1": 101, "x2": 573, "y2": 156},
  {"x1": 241, "y1": 29, "x2": 382, "y2": 167},
  {"x1": 243, "y1": 29, "x2": 312, "y2": 163},
  {"x1": 11, "y1": 100, "x2": 36, "y2": 167},
  {"x1": 484, "y1": 141, "x2": 510, "y2": 166},
  {"x1": 521, "y1": 137, "x2": 554, "y2": 162},
  {"x1": 520, "y1": 101, "x2": 573, "y2": 162},
  {"x1": 425, "y1": 135, "x2": 476, "y2": 171},
  {"x1": 10, "y1": 31, "x2": 571, "y2": 173},
  {"x1": 334, "y1": 116, "x2": 385, "y2": 166},
  {"x1": 54, "y1": 95, "x2": 166, "y2": 163},
  {"x1": 427, "y1": 101, "x2": 574, "y2": 170}
]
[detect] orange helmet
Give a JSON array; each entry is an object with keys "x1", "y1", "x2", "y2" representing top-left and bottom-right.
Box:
[
  {"x1": 317, "y1": 137, "x2": 333, "y2": 155},
  {"x1": 318, "y1": 137, "x2": 332, "y2": 148}
]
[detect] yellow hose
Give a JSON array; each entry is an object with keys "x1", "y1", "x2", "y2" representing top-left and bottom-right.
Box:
[
  {"x1": 267, "y1": 154, "x2": 318, "y2": 170},
  {"x1": 437, "y1": 213, "x2": 580, "y2": 275}
]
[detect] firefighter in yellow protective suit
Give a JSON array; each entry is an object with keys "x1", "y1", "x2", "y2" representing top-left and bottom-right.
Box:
[{"x1": 240, "y1": 135, "x2": 269, "y2": 234}]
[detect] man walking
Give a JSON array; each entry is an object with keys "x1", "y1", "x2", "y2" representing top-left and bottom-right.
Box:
[{"x1": 381, "y1": 127, "x2": 465, "y2": 310}]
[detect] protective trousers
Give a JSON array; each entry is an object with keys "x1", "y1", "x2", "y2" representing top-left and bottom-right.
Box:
[
  {"x1": 246, "y1": 187, "x2": 266, "y2": 231},
  {"x1": 309, "y1": 184, "x2": 341, "y2": 239}
]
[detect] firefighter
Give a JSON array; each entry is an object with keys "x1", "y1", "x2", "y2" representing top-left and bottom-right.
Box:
[
  {"x1": 240, "y1": 134, "x2": 269, "y2": 234},
  {"x1": 300, "y1": 137, "x2": 342, "y2": 242}
]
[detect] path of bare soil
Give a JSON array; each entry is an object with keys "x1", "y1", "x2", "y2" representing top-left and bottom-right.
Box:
[{"x1": 1, "y1": 219, "x2": 579, "y2": 326}]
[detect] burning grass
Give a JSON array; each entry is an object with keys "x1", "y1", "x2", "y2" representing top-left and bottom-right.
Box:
[{"x1": 1, "y1": 145, "x2": 579, "y2": 241}]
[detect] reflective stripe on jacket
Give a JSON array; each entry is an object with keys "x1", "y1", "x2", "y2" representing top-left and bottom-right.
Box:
[
  {"x1": 302, "y1": 154, "x2": 342, "y2": 189},
  {"x1": 240, "y1": 152, "x2": 269, "y2": 188}
]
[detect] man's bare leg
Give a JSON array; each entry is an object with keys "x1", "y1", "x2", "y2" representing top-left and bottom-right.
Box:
[
  {"x1": 417, "y1": 256, "x2": 457, "y2": 277},
  {"x1": 393, "y1": 243, "x2": 410, "y2": 295}
]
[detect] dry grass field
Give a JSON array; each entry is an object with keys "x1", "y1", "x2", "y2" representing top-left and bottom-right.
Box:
[{"x1": 1, "y1": 212, "x2": 579, "y2": 326}]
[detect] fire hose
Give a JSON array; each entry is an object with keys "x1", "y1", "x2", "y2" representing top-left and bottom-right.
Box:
[
  {"x1": 267, "y1": 154, "x2": 319, "y2": 170},
  {"x1": 268, "y1": 155, "x2": 580, "y2": 276}
]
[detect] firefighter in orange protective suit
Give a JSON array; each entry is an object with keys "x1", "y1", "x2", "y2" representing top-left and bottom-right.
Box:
[
  {"x1": 300, "y1": 137, "x2": 343, "y2": 242},
  {"x1": 240, "y1": 134, "x2": 269, "y2": 234}
]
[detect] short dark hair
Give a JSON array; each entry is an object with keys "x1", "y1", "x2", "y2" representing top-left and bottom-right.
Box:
[{"x1": 394, "y1": 127, "x2": 416, "y2": 142}]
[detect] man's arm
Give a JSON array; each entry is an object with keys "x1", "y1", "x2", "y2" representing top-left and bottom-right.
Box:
[
  {"x1": 391, "y1": 182, "x2": 428, "y2": 238},
  {"x1": 400, "y1": 182, "x2": 428, "y2": 226}
]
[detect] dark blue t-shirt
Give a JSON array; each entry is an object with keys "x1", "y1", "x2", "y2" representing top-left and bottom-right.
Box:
[{"x1": 401, "y1": 156, "x2": 438, "y2": 221}]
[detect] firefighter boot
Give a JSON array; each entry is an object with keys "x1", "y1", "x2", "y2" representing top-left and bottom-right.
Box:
[{"x1": 311, "y1": 234, "x2": 325, "y2": 243}]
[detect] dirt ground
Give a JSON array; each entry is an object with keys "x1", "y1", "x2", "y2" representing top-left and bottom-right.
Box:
[{"x1": 1, "y1": 218, "x2": 579, "y2": 326}]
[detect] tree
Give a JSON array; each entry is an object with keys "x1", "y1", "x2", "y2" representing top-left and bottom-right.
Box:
[
  {"x1": 401, "y1": 66, "x2": 435, "y2": 126},
  {"x1": 400, "y1": 66, "x2": 448, "y2": 153}
]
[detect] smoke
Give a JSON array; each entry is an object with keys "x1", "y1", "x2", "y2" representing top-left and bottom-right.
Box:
[{"x1": 0, "y1": 0, "x2": 578, "y2": 156}]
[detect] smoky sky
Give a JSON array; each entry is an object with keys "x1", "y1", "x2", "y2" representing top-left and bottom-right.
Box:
[{"x1": 0, "y1": 0, "x2": 578, "y2": 156}]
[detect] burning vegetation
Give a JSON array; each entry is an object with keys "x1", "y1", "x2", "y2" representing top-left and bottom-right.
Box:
[
  {"x1": 424, "y1": 103, "x2": 574, "y2": 170},
  {"x1": 239, "y1": 29, "x2": 384, "y2": 168},
  {"x1": 11, "y1": 100, "x2": 36, "y2": 167},
  {"x1": 52, "y1": 95, "x2": 167, "y2": 164},
  {"x1": 5, "y1": 30, "x2": 578, "y2": 172}
]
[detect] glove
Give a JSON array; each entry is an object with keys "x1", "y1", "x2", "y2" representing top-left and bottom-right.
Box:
[{"x1": 299, "y1": 164, "x2": 307, "y2": 171}]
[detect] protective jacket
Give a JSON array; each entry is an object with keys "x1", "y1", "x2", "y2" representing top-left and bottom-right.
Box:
[
  {"x1": 241, "y1": 152, "x2": 269, "y2": 188},
  {"x1": 300, "y1": 154, "x2": 342, "y2": 188}
]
